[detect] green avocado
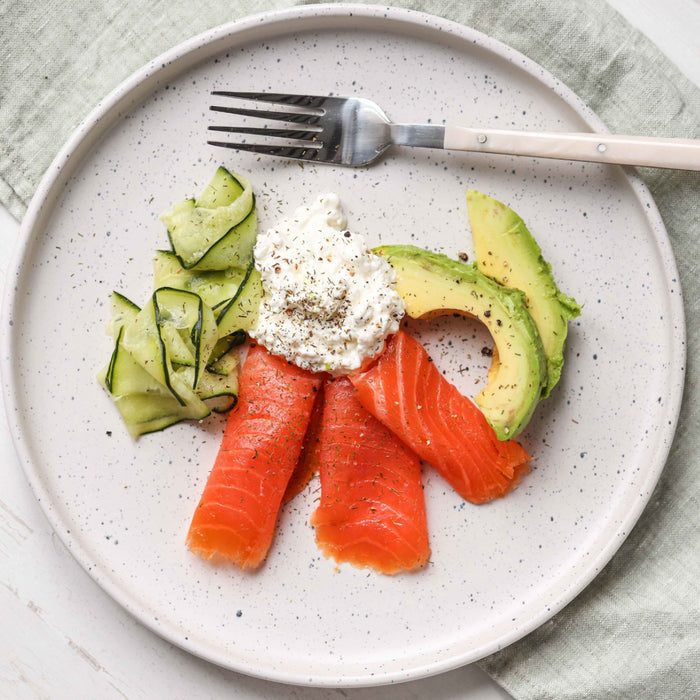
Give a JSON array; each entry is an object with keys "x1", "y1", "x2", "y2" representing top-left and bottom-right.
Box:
[
  {"x1": 375, "y1": 244, "x2": 547, "y2": 440},
  {"x1": 466, "y1": 190, "x2": 581, "y2": 397}
]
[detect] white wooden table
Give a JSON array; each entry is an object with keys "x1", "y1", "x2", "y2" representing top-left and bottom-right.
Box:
[{"x1": 1, "y1": 3, "x2": 697, "y2": 698}]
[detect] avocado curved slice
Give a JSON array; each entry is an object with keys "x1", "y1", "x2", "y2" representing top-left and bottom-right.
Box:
[
  {"x1": 375, "y1": 244, "x2": 547, "y2": 440},
  {"x1": 466, "y1": 190, "x2": 581, "y2": 397}
]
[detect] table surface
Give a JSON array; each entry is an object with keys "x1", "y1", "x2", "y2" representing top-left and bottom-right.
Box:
[{"x1": 1, "y1": 2, "x2": 697, "y2": 698}]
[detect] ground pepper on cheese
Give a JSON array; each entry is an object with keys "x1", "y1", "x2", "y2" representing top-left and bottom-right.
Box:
[{"x1": 249, "y1": 193, "x2": 405, "y2": 375}]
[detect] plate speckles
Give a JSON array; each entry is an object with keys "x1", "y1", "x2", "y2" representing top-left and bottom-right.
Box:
[{"x1": 0, "y1": 3, "x2": 684, "y2": 689}]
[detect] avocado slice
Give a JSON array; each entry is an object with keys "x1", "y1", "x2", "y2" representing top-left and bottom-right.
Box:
[
  {"x1": 375, "y1": 245, "x2": 547, "y2": 440},
  {"x1": 466, "y1": 190, "x2": 581, "y2": 397}
]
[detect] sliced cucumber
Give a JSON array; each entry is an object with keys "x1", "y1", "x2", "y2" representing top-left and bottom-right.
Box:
[
  {"x1": 215, "y1": 261, "x2": 263, "y2": 338},
  {"x1": 153, "y1": 250, "x2": 247, "y2": 309},
  {"x1": 100, "y1": 167, "x2": 259, "y2": 438},
  {"x1": 102, "y1": 292, "x2": 141, "y2": 394},
  {"x1": 193, "y1": 202, "x2": 257, "y2": 272},
  {"x1": 98, "y1": 294, "x2": 211, "y2": 438},
  {"x1": 175, "y1": 345, "x2": 240, "y2": 413},
  {"x1": 98, "y1": 330, "x2": 210, "y2": 438},
  {"x1": 120, "y1": 287, "x2": 217, "y2": 404},
  {"x1": 160, "y1": 169, "x2": 255, "y2": 270},
  {"x1": 195, "y1": 166, "x2": 244, "y2": 208},
  {"x1": 105, "y1": 291, "x2": 140, "y2": 340},
  {"x1": 208, "y1": 332, "x2": 246, "y2": 371},
  {"x1": 152, "y1": 248, "x2": 260, "y2": 347}
]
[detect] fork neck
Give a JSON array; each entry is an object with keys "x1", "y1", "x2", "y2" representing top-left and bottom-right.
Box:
[{"x1": 389, "y1": 123, "x2": 446, "y2": 149}]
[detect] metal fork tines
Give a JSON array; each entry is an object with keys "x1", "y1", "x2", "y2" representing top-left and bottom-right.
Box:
[
  {"x1": 207, "y1": 91, "x2": 427, "y2": 166},
  {"x1": 208, "y1": 91, "x2": 331, "y2": 163}
]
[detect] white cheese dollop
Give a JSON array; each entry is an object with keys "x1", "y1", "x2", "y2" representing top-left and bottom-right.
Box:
[{"x1": 249, "y1": 193, "x2": 404, "y2": 374}]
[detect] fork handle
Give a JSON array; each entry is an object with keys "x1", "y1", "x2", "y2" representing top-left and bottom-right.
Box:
[{"x1": 443, "y1": 126, "x2": 700, "y2": 171}]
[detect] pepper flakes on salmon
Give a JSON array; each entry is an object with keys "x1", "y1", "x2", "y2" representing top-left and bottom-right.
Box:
[
  {"x1": 350, "y1": 330, "x2": 530, "y2": 504},
  {"x1": 310, "y1": 377, "x2": 430, "y2": 575},
  {"x1": 187, "y1": 343, "x2": 323, "y2": 568},
  {"x1": 283, "y1": 382, "x2": 326, "y2": 504}
]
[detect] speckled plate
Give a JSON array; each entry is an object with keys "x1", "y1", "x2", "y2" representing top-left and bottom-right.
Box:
[{"x1": 1, "y1": 3, "x2": 685, "y2": 688}]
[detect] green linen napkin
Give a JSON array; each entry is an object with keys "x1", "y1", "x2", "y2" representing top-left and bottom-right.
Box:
[{"x1": 1, "y1": 1, "x2": 698, "y2": 698}]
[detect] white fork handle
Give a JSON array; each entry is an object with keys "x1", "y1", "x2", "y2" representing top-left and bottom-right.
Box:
[{"x1": 444, "y1": 126, "x2": 700, "y2": 170}]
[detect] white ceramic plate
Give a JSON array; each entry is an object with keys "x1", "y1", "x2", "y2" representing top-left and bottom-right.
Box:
[{"x1": 1, "y1": 4, "x2": 685, "y2": 687}]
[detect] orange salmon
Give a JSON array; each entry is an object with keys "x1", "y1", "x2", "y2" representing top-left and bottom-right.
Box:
[
  {"x1": 310, "y1": 377, "x2": 430, "y2": 574},
  {"x1": 283, "y1": 382, "x2": 325, "y2": 504},
  {"x1": 187, "y1": 344, "x2": 323, "y2": 568},
  {"x1": 350, "y1": 330, "x2": 530, "y2": 503}
]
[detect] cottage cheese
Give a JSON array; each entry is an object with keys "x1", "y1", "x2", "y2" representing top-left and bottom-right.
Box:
[{"x1": 249, "y1": 193, "x2": 404, "y2": 374}]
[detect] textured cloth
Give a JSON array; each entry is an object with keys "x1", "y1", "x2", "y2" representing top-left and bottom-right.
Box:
[{"x1": 1, "y1": 1, "x2": 698, "y2": 698}]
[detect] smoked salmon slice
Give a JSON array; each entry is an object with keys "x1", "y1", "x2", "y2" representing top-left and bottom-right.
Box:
[
  {"x1": 282, "y1": 382, "x2": 325, "y2": 504},
  {"x1": 349, "y1": 330, "x2": 530, "y2": 504},
  {"x1": 310, "y1": 377, "x2": 430, "y2": 574},
  {"x1": 187, "y1": 343, "x2": 323, "y2": 568}
]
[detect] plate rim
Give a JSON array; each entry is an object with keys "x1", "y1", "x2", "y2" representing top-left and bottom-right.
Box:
[{"x1": 0, "y1": 2, "x2": 687, "y2": 687}]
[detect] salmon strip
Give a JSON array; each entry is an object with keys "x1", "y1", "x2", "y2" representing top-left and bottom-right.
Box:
[
  {"x1": 282, "y1": 382, "x2": 325, "y2": 504},
  {"x1": 310, "y1": 377, "x2": 430, "y2": 574},
  {"x1": 349, "y1": 330, "x2": 530, "y2": 504},
  {"x1": 187, "y1": 344, "x2": 323, "y2": 568}
]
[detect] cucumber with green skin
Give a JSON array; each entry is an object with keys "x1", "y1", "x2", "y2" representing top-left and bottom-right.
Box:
[
  {"x1": 214, "y1": 259, "x2": 263, "y2": 338},
  {"x1": 153, "y1": 248, "x2": 261, "y2": 339},
  {"x1": 176, "y1": 357, "x2": 239, "y2": 414},
  {"x1": 196, "y1": 166, "x2": 245, "y2": 209},
  {"x1": 98, "y1": 331, "x2": 211, "y2": 438},
  {"x1": 160, "y1": 168, "x2": 257, "y2": 271},
  {"x1": 153, "y1": 249, "x2": 247, "y2": 309},
  {"x1": 99, "y1": 167, "x2": 262, "y2": 437},
  {"x1": 120, "y1": 287, "x2": 218, "y2": 401},
  {"x1": 98, "y1": 292, "x2": 211, "y2": 438},
  {"x1": 101, "y1": 291, "x2": 140, "y2": 396},
  {"x1": 154, "y1": 166, "x2": 262, "y2": 338},
  {"x1": 207, "y1": 331, "x2": 246, "y2": 371},
  {"x1": 99, "y1": 288, "x2": 243, "y2": 436}
]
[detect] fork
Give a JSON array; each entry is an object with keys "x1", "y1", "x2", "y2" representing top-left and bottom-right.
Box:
[{"x1": 207, "y1": 91, "x2": 700, "y2": 171}]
